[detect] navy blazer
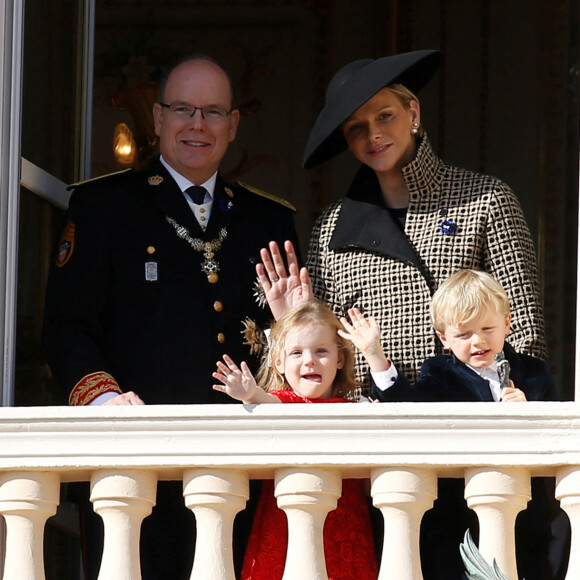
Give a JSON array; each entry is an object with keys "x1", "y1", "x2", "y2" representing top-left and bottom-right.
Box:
[{"x1": 373, "y1": 342, "x2": 558, "y2": 403}]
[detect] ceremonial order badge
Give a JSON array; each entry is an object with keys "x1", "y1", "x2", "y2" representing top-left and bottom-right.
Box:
[{"x1": 165, "y1": 216, "x2": 228, "y2": 283}]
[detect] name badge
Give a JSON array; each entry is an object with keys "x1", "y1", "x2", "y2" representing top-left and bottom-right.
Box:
[{"x1": 145, "y1": 261, "x2": 158, "y2": 282}]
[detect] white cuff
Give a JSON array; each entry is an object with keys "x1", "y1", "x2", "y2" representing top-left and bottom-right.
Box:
[
  {"x1": 89, "y1": 391, "x2": 120, "y2": 405},
  {"x1": 370, "y1": 363, "x2": 399, "y2": 391}
]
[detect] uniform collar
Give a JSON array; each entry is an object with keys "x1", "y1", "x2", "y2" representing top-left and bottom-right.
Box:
[
  {"x1": 146, "y1": 160, "x2": 206, "y2": 236},
  {"x1": 159, "y1": 156, "x2": 218, "y2": 199}
]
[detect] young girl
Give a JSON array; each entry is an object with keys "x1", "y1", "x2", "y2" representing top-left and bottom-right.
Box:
[{"x1": 213, "y1": 301, "x2": 379, "y2": 580}]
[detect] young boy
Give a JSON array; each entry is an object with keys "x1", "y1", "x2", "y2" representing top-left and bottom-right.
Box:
[
  {"x1": 352, "y1": 269, "x2": 558, "y2": 403},
  {"x1": 339, "y1": 269, "x2": 561, "y2": 580}
]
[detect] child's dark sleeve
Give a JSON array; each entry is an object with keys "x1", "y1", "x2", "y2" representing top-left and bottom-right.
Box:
[
  {"x1": 513, "y1": 353, "x2": 559, "y2": 402},
  {"x1": 371, "y1": 370, "x2": 416, "y2": 402},
  {"x1": 370, "y1": 363, "x2": 442, "y2": 402}
]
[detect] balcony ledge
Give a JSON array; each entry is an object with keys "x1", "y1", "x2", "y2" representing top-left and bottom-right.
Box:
[{"x1": 0, "y1": 401, "x2": 577, "y2": 480}]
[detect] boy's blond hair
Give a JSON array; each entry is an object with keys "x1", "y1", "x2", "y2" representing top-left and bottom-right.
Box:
[
  {"x1": 257, "y1": 301, "x2": 358, "y2": 401},
  {"x1": 431, "y1": 269, "x2": 511, "y2": 333}
]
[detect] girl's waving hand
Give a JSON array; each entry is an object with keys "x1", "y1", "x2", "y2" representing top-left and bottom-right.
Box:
[{"x1": 213, "y1": 355, "x2": 280, "y2": 404}]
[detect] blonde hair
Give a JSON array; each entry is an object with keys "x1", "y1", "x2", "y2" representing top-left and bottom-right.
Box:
[
  {"x1": 257, "y1": 301, "x2": 358, "y2": 401},
  {"x1": 387, "y1": 83, "x2": 424, "y2": 138},
  {"x1": 431, "y1": 269, "x2": 511, "y2": 333}
]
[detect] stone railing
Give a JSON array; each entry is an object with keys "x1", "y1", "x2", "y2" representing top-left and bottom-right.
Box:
[{"x1": 0, "y1": 402, "x2": 578, "y2": 580}]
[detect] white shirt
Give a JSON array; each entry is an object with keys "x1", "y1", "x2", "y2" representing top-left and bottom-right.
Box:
[
  {"x1": 160, "y1": 156, "x2": 217, "y2": 231},
  {"x1": 466, "y1": 361, "x2": 502, "y2": 402}
]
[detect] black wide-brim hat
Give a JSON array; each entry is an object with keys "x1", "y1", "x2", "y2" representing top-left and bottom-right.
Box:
[{"x1": 303, "y1": 49, "x2": 443, "y2": 169}]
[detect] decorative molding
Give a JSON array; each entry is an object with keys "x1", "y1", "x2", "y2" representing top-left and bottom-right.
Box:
[{"x1": 0, "y1": 402, "x2": 578, "y2": 477}]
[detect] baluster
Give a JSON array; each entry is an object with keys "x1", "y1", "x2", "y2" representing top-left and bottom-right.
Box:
[
  {"x1": 91, "y1": 469, "x2": 157, "y2": 580},
  {"x1": 0, "y1": 471, "x2": 60, "y2": 580},
  {"x1": 464, "y1": 467, "x2": 530, "y2": 580},
  {"x1": 275, "y1": 467, "x2": 341, "y2": 580},
  {"x1": 0, "y1": 517, "x2": 4, "y2": 578},
  {"x1": 183, "y1": 468, "x2": 249, "y2": 580},
  {"x1": 371, "y1": 467, "x2": 437, "y2": 580},
  {"x1": 556, "y1": 466, "x2": 580, "y2": 579}
]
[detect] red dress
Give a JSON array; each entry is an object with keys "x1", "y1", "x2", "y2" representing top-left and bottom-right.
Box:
[{"x1": 241, "y1": 390, "x2": 379, "y2": 580}]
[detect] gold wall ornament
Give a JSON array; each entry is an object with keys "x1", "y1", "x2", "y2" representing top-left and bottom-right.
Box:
[{"x1": 111, "y1": 78, "x2": 160, "y2": 169}]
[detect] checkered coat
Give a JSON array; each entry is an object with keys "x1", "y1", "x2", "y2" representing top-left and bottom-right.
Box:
[{"x1": 306, "y1": 136, "x2": 546, "y2": 392}]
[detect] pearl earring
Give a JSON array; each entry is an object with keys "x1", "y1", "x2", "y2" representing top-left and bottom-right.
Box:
[{"x1": 411, "y1": 122, "x2": 419, "y2": 136}]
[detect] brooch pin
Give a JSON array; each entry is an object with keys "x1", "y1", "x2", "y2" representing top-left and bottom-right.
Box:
[
  {"x1": 253, "y1": 278, "x2": 267, "y2": 308},
  {"x1": 439, "y1": 219, "x2": 457, "y2": 235},
  {"x1": 148, "y1": 175, "x2": 164, "y2": 186},
  {"x1": 241, "y1": 318, "x2": 267, "y2": 356},
  {"x1": 220, "y1": 199, "x2": 235, "y2": 213}
]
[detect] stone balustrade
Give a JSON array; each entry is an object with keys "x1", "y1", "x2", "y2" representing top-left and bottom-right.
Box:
[{"x1": 0, "y1": 401, "x2": 578, "y2": 580}]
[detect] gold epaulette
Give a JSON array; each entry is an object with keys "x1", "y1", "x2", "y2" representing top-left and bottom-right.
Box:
[
  {"x1": 236, "y1": 181, "x2": 296, "y2": 211},
  {"x1": 67, "y1": 168, "x2": 132, "y2": 190}
]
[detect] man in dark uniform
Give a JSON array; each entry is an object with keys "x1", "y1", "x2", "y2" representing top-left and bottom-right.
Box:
[{"x1": 43, "y1": 56, "x2": 298, "y2": 578}]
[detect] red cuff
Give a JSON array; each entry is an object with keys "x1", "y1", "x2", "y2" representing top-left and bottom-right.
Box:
[{"x1": 69, "y1": 372, "x2": 122, "y2": 406}]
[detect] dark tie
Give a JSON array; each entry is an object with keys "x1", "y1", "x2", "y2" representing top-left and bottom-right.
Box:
[{"x1": 186, "y1": 185, "x2": 207, "y2": 205}]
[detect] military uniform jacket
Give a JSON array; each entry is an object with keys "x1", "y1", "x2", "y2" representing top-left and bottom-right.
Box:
[
  {"x1": 43, "y1": 160, "x2": 298, "y2": 405},
  {"x1": 306, "y1": 136, "x2": 546, "y2": 390}
]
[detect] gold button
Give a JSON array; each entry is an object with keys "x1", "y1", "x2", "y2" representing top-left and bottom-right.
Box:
[
  {"x1": 147, "y1": 246, "x2": 156, "y2": 254},
  {"x1": 200, "y1": 208, "x2": 206, "y2": 213},
  {"x1": 217, "y1": 332, "x2": 225, "y2": 343},
  {"x1": 214, "y1": 301, "x2": 223, "y2": 312},
  {"x1": 201, "y1": 216, "x2": 206, "y2": 221}
]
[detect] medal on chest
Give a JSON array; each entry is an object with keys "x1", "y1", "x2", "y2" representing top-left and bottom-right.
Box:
[{"x1": 165, "y1": 216, "x2": 228, "y2": 283}]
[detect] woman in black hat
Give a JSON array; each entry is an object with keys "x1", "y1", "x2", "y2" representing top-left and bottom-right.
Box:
[
  {"x1": 259, "y1": 51, "x2": 557, "y2": 580},
  {"x1": 298, "y1": 49, "x2": 546, "y2": 389}
]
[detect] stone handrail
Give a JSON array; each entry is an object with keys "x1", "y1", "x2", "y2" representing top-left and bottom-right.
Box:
[{"x1": 0, "y1": 401, "x2": 578, "y2": 580}]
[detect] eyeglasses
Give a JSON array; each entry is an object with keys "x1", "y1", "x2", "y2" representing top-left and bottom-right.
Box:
[{"x1": 159, "y1": 103, "x2": 232, "y2": 123}]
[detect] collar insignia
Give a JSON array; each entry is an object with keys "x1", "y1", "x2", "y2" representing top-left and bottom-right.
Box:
[{"x1": 148, "y1": 175, "x2": 164, "y2": 186}]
